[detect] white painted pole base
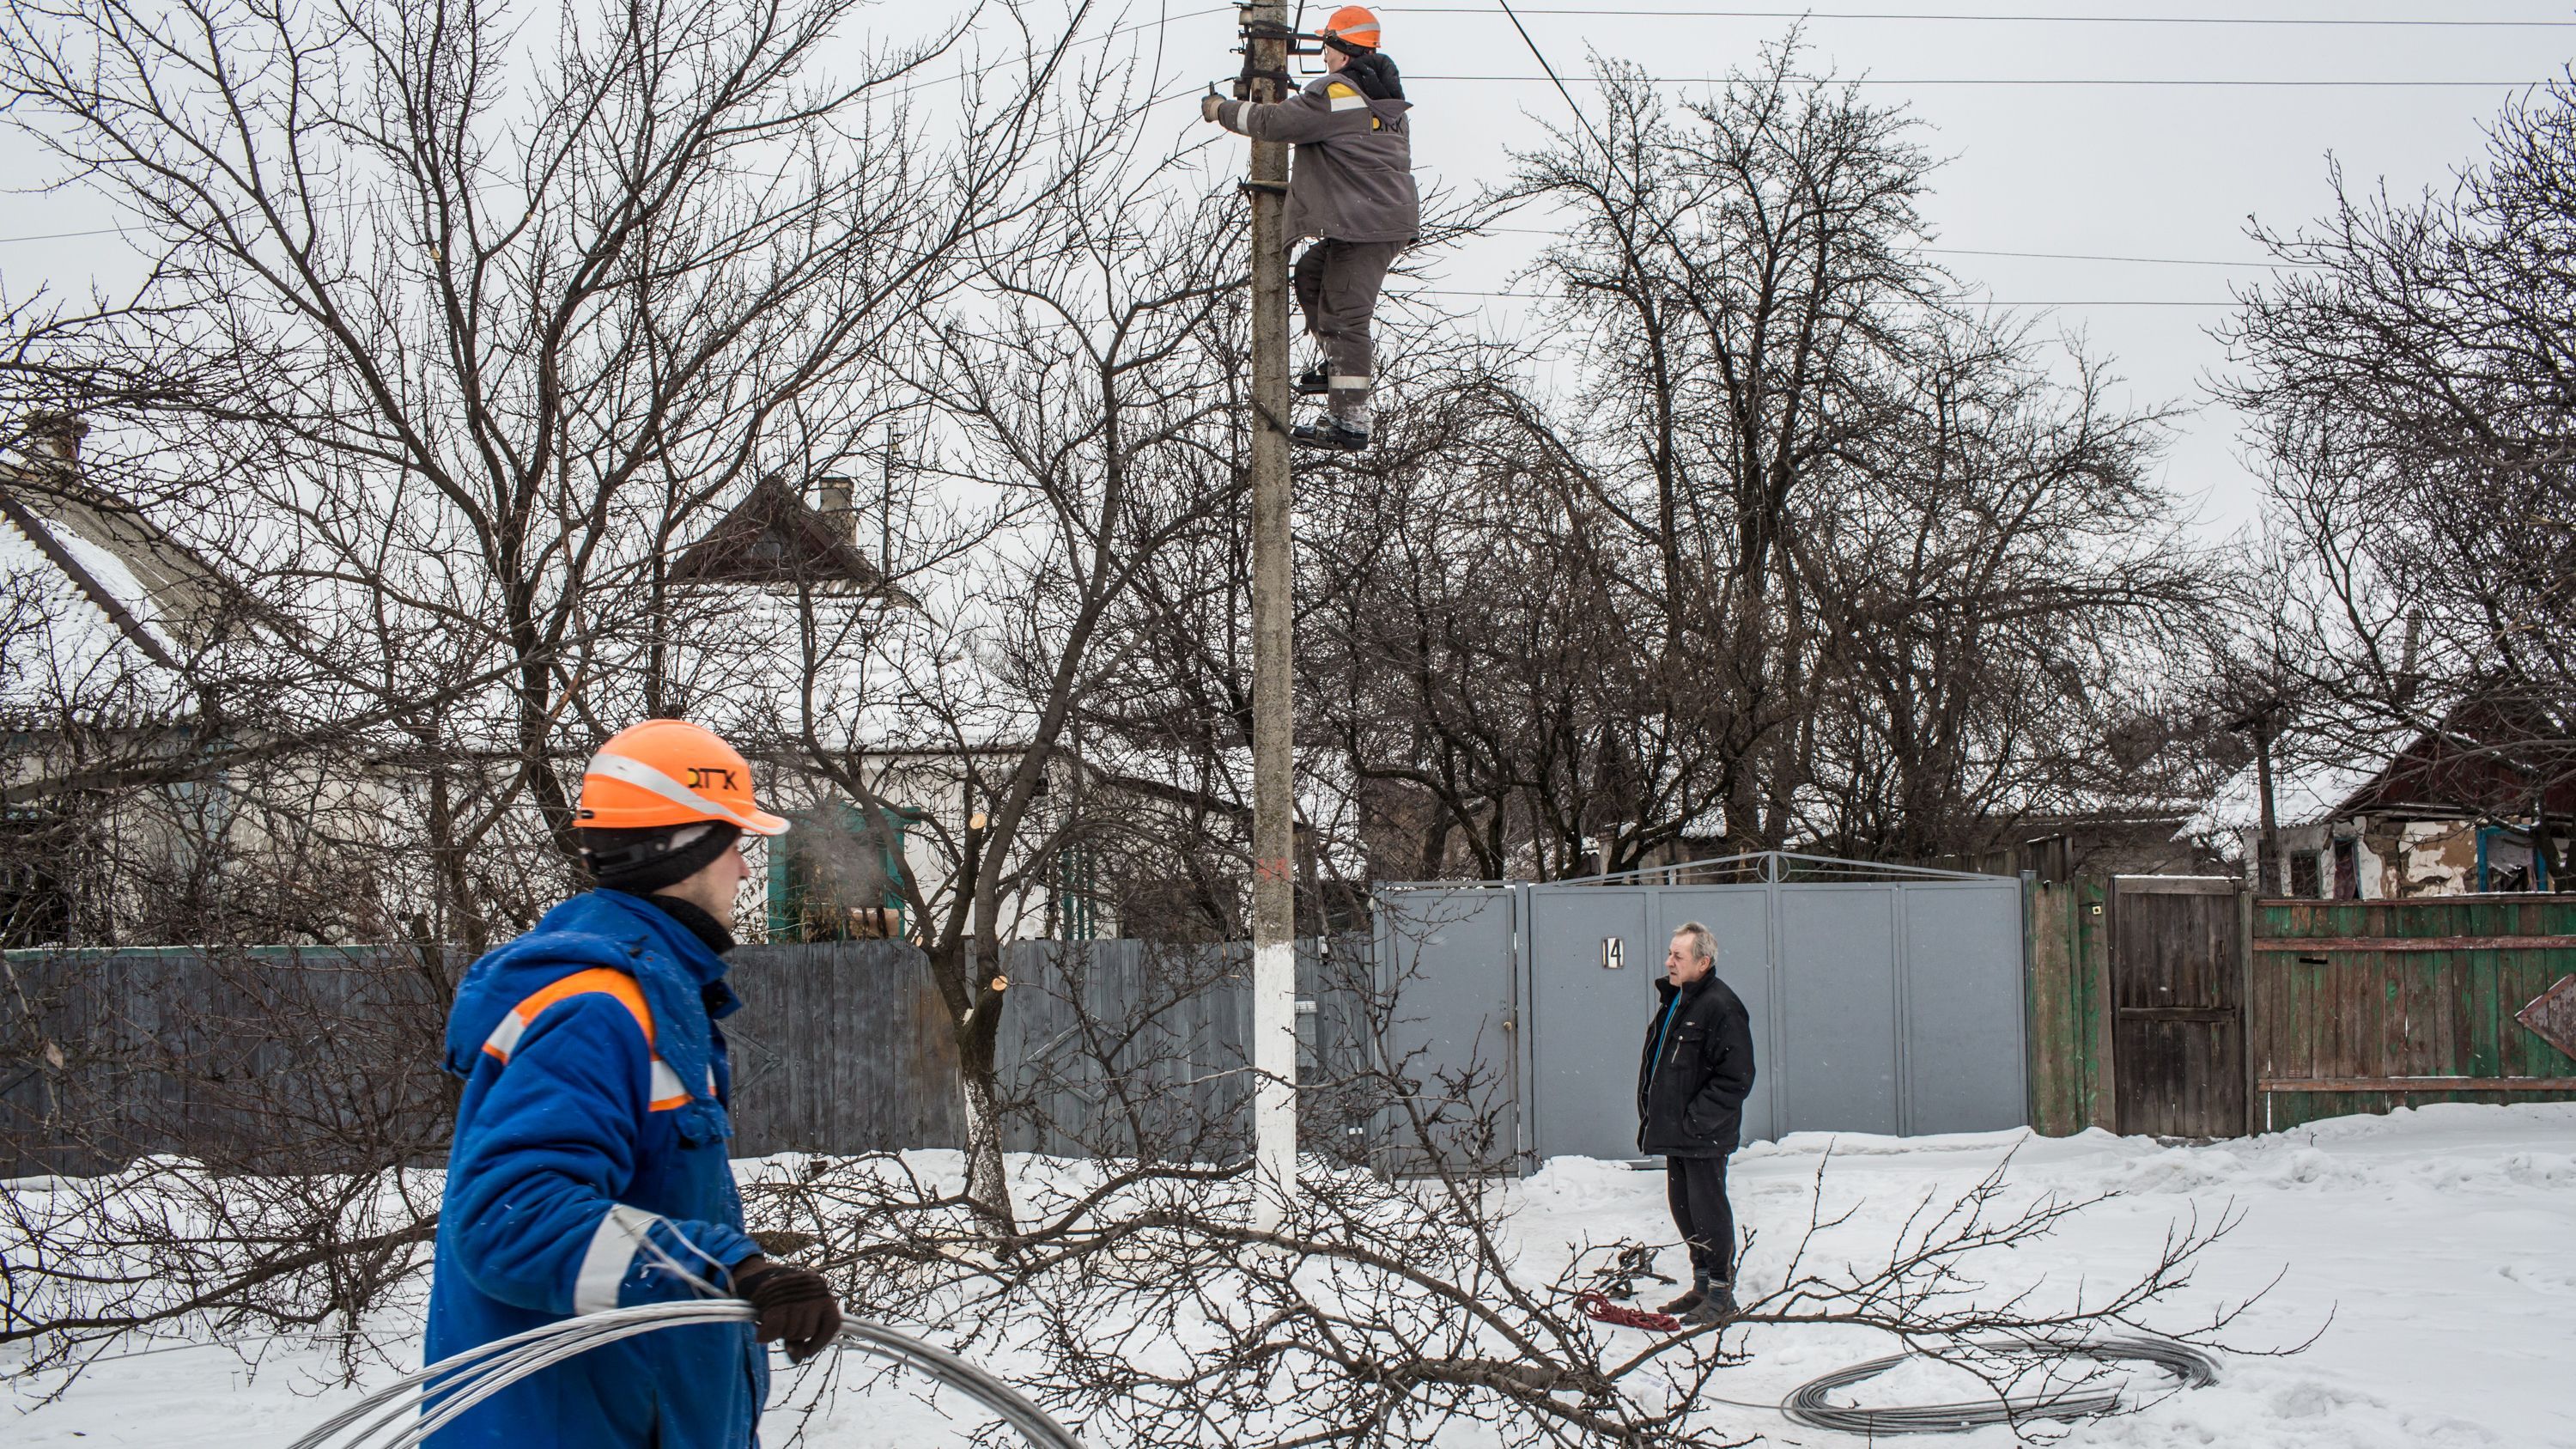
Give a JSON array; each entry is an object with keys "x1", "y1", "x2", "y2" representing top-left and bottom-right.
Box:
[{"x1": 1251, "y1": 936, "x2": 1297, "y2": 1233}]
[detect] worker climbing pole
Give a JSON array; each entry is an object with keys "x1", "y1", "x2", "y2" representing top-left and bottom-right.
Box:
[{"x1": 1206, "y1": 6, "x2": 1420, "y2": 454}]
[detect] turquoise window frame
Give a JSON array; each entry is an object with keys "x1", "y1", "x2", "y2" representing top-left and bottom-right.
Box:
[
  {"x1": 765, "y1": 803, "x2": 920, "y2": 941},
  {"x1": 2476, "y1": 825, "x2": 2550, "y2": 893}
]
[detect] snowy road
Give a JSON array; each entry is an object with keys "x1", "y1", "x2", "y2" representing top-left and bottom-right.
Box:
[{"x1": 9, "y1": 1102, "x2": 2573, "y2": 1447}]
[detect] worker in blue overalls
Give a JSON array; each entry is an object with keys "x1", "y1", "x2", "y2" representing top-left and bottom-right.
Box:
[{"x1": 426, "y1": 720, "x2": 841, "y2": 1447}]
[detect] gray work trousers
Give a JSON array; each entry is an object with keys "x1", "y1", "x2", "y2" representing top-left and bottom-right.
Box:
[{"x1": 1294, "y1": 239, "x2": 1400, "y2": 423}]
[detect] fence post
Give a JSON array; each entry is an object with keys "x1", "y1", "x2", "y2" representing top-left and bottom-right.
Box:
[{"x1": 2238, "y1": 885, "x2": 2260, "y2": 1137}]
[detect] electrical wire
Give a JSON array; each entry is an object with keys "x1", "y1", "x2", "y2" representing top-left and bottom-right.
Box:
[
  {"x1": 1473, "y1": 225, "x2": 2306, "y2": 268},
  {"x1": 1400, "y1": 8, "x2": 2576, "y2": 27},
  {"x1": 1778, "y1": 1336, "x2": 2221, "y2": 1436},
  {"x1": 1413, "y1": 74, "x2": 2551, "y2": 88},
  {"x1": 278, "y1": 1301, "x2": 1085, "y2": 1449}
]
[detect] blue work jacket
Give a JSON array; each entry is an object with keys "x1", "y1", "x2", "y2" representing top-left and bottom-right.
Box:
[{"x1": 426, "y1": 889, "x2": 767, "y2": 1449}]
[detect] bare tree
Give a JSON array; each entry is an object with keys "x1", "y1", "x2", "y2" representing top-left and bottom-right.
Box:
[
  {"x1": 2220, "y1": 76, "x2": 2576, "y2": 878},
  {"x1": 2, "y1": 0, "x2": 1091, "y2": 949},
  {"x1": 750, "y1": 125, "x2": 1255, "y2": 1230},
  {"x1": 1296, "y1": 46, "x2": 2211, "y2": 884}
]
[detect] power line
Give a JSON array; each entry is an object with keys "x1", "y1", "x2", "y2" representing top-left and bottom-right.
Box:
[
  {"x1": 1399, "y1": 7, "x2": 2576, "y2": 27},
  {"x1": 1477, "y1": 226, "x2": 2302, "y2": 267},
  {"x1": 0, "y1": 4, "x2": 1226, "y2": 247},
  {"x1": 0, "y1": 9, "x2": 1224, "y2": 250},
  {"x1": 1412, "y1": 287, "x2": 2241, "y2": 304},
  {"x1": 1415, "y1": 73, "x2": 2551, "y2": 87}
]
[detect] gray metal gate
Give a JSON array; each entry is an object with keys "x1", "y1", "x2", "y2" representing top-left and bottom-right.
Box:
[{"x1": 1377, "y1": 853, "x2": 2028, "y2": 1172}]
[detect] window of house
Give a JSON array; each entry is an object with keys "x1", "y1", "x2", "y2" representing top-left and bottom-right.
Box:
[
  {"x1": 1054, "y1": 846, "x2": 1100, "y2": 942},
  {"x1": 2288, "y1": 850, "x2": 2322, "y2": 898},
  {"x1": 766, "y1": 805, "x2": 915, "y2": 941},
  {"x1": 2331, "y1": 837, "x2": 2359, "y2": 899},
  {"x1": 2477, "y1": 827, "x2": 2548, "y2": 893}
]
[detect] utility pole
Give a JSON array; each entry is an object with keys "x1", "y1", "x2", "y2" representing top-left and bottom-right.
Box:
[{"x1": 1237, "y1": 0, "x2": 1297, "y2": 1231}]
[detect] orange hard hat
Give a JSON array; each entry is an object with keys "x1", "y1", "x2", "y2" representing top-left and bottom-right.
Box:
[
  {"x1": 577, "y1": 720, "x2": 790, "y2": 836},
  {"x1": 1321, "y1": 5, "x2": 1380, "y2": 49}
]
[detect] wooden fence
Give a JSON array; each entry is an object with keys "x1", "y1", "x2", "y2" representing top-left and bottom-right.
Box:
[
  {"x1": 2251, "y1": 896, "x2": 2576, "y2": 1132},
  {"x1": 2025, "y1": 879, "x2": 2114, "y2": 1136},
  {"x1": 2, "y1": 935, "x2": 1372, "y2": 1177},
  {"x1": 2028, "y1": 882, "x2": 2576, "y2": 1138}
]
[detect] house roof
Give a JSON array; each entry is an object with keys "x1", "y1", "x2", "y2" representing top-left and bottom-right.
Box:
[
  {"x1": 0, "y1": 492, "x2": 186, "y2": 717},
  {"x1": 2183, "y1": 697, "x2": 2576, "y2": 843},
  {"x1": 666, "y1": 474, "x2": 894, "y2": 594},
  {"x1": 2183, "y1": 758, "x2": 2383, "y2": 840},
  {"x1": 0, "y1": 460, "x2": 242, "y2": 652},
  {"x1": 2342, "y1": 697, "x2": 2576, "y2": 818}
]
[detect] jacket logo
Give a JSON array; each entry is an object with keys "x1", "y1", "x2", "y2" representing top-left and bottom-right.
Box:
[{"x1": 687, "y1": 766, "x2": 740, "y2": 791}]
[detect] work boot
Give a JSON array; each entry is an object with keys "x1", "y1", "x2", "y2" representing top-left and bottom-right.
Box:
[
  {"x1": 1296, "y1": 366, "x2": 1331, "y2": 396},
  {"x1": 1291, "y1": 415, "x2": 1370, "y2": 452},
  {"x1": 1655, "y1": 1282, "x2": 1705, "y2": 1318},
  {"x1": 1685, "y1": 1280, "x2": 1737, "y2": 1325}
]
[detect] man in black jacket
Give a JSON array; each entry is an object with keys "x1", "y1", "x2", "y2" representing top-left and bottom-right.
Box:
[{"x1": 1637, "y1": 921, "x2": 1757, "y2": 1323}]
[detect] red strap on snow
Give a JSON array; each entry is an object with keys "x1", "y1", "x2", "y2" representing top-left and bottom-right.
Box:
[{"x1": 1576, "y1": 1291, "x2": 1680, "y2": 1333}]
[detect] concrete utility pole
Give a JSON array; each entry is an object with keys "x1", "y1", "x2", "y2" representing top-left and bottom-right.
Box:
[{"x1": 1239, "y1": 0, "x2": 1297, "y2": 1230}]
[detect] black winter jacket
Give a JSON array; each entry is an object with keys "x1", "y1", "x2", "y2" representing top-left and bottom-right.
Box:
[{"x1": 1637, "y1": 971, "x2": 1758, "y2": 1158}]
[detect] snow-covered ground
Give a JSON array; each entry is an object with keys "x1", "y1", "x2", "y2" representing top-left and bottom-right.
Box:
[{"x1": 9, "y1": 1103, "x2": 2573, "y2": 1447}]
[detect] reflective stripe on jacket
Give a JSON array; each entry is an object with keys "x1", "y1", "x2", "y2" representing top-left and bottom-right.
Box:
[
  {"x1": 1218, "y1": 74, "x2": 1419, "y2": 246},
  {"x1": 426, "y1": 889, "x2": 766, "y2": 1449}
]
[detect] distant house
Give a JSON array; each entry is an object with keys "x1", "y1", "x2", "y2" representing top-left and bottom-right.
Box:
[
  {"x1": 654, "y1": 473, "x2": 1162, "y2": 947},
  {"x1": 2188, "y1": 703, "x2": 2573, "y2": 898},
  {"x1": 0, "y1": 414, "x2": 287, "y2": 943}
]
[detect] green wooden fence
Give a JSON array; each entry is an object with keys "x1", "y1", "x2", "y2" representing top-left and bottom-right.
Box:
[
  {"x1": 2251, "y1": 896, "x2": 2576, "y2": 1132},
  {"x1": 2026, "y1": 879, "x2": 2114, "y2": 1135}
]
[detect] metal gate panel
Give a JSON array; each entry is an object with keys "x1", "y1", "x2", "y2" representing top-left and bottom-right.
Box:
[
  {"x1": 1647, "y1": 886, "x2": 1777, "y2": 1144},
  {"x1": 1372, "y1": 887, "x2": 1522, "y2": 1172},
  {"x1": 1899, "y1": 881, "x2": 2030, "y2": 1135},
  {"x1": 1777, "y1": 886, "x2": 1903, "y2": 1136},
  {"x1": 1379, "y1": 854, "x2": 2031, "y2": 1171},
  {"x1": 1527, "y1": 886, "x2": 1653, "y2": 1164}
]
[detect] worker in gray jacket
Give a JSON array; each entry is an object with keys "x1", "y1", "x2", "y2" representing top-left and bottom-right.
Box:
[{"x1": 1204, "y1": 5, "x2": 1419, "y2": 452}]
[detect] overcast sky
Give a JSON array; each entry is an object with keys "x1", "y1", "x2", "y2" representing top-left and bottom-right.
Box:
[{"x1": 4, "y1": 1, "x2": 2570, "y2": 543}]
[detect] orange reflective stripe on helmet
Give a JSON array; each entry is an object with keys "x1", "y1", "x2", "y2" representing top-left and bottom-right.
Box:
[
  {"x1": 575, "y1": 719, "x2": 791, "y2": 836},
  {"x1": 1321, "y1": 4, "x2": 1380, "y2": 49},
  {"x1": 480, "y1": 967, "x2": 694, "y2": 1111}
]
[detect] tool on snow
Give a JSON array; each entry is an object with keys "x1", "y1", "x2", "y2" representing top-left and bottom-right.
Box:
[
  {"x1": 1584, "y1": 1242, "x2": 1677, "y2": 1301},
  {"x1": 1574, "y1": 1289, "x2": 1682, "y2": 1334}
]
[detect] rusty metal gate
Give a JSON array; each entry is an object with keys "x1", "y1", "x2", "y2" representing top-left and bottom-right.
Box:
[{"x1": 1376, "y1": 852, "x2": 2029, "y2": 1172}]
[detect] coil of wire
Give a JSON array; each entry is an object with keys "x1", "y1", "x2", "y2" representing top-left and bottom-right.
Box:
[
  {"x1": 283, "y1": 1300, "x2": 1083, "y2": 1449},
  {"x1": 1779, "y1": 1336, "x2": 2221, "y2": 1436}
]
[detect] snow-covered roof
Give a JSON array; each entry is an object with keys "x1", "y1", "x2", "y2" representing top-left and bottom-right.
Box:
[
  {"x1": 2180, "y1": 757, "x2": 2385, "y2": 842},
  {"x1": 0, "y1": 502, "x2": 185, "y2": 718}
]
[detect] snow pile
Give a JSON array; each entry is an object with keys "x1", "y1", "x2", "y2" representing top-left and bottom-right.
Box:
[{"x1": 9, "y1": 1103, "x2": 2574, "y2": 1447}]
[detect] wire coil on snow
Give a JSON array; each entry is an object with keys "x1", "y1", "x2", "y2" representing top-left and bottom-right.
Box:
[
  {"x1": 1779, "y1": 1336, "x2": 2220, "y2": 1436},
  {"x1": 283, "y1": 1301, "x2": 1083, "y2": 1449}
]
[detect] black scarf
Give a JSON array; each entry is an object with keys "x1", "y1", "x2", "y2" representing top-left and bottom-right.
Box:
[{"x1": 639, "y1": 892, "x2": 739, "y2": 958}]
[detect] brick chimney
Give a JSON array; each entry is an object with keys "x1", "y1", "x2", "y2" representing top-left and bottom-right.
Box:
[
  {"x1": 22, "y1": 411, "x2": 88, "y2": 470},
  {"x1": 814, "y1": 474, "x2": 856, "y2": 543}
]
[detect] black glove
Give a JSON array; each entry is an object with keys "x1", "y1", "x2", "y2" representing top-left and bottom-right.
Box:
[{"x1": 732, "y1": 1256, "x2": 843, "y2": 1362}]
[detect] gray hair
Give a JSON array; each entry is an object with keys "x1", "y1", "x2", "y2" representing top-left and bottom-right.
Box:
[{"x1": 1672, "y1": 921, "x2": 1716, "y2": 964}]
